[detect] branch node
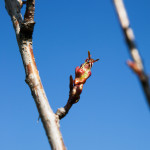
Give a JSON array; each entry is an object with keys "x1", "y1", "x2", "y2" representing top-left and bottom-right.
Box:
[
  {"x1": 20, "y1": 21, "x2": 35, "y2": 39},
  {"x1": 56, "y1": 108, "x2": 66, "y2": 120}
]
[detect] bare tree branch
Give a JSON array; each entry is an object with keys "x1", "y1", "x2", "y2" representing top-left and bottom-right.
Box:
[
  {"x1": 24, "y1": 0, "x2": 35, "y2": 22},
  {"x1": 56, "y1": 51, "x2": 99, "y2": 120},
  {"x1": 5, "y1": 0, "x2": 66, "y2": 149},
  {"x1": 113, "y1": 0, "x2": 150, "y2": 107},
  {"x1": 5, "y1": 0, "x2": 23, "y2": 36}
]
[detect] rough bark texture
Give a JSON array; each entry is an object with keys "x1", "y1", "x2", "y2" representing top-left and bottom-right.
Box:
[
  {"x1": 5, "y1": 0, "x2": 66, "y2": 149},
  {"x1": 113, "y1": 0, "x2": 150, "y2": 107}
]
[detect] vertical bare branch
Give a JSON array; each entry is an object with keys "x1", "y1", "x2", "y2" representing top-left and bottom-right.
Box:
[
  {"x1": 113, "y1": 0, "x2": 150, "y2": 107},
  {"x1": 5, "y1": 0, "x2": 66, "y2": 149}
]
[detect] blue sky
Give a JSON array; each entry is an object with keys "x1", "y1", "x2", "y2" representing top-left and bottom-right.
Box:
[{"x1": 0, "y1": 0, "x2": 150, "y2": 150}]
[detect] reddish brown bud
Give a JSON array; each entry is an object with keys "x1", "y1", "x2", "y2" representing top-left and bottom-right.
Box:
[
  {"x1": 127, "y1": 60, "x2": 142, "y2": 77},
  {"x1": 74, "y1": 51, "x2": 99, "y2": 86}
]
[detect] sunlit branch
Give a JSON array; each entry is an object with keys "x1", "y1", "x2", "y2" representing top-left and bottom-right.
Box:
[
  {"x1": 113, "y1": 0, "x2": 150, "y2": 107},
  {"x1": 5, "y1": 0, "x2": 66, "y2": 149}
]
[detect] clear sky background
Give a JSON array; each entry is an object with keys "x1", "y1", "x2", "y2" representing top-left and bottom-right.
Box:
[{"x1": 0, "y1": 0, "x2": 150, "y2": 150}]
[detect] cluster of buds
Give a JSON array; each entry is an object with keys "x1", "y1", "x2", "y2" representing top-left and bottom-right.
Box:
[
  {"x1": 70, "y1": 51, "x2": 99, "y2": 103},
  {"x1": 56, "y1": 51, "x2": 99, "y2": 119}
]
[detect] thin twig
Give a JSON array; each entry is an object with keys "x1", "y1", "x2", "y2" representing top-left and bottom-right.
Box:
[
  {"x1": 56, "y1": 75, "x2": 81, "y2": 120},
  {"x1": 56, "y1": 51, "x2": 99, "y2": 120},
  {"x1": 113, "y1": 0, "x2": 150, "y2": 107}
]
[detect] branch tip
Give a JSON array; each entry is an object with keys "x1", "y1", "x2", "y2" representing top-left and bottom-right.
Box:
[{"x1": 56, "y1": 51, "x2": 99, "y2": 120}]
